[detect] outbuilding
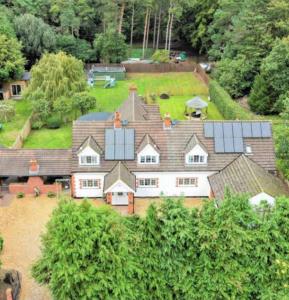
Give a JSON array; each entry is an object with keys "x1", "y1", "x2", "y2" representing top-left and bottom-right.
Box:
[{"x1": 88, "y1": 66, "x2": 126, "y2": 81}]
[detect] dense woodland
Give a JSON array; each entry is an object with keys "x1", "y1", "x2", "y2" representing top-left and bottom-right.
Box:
[{"x1": 1, "y1": 0, "x2": 289, "y2": 116}]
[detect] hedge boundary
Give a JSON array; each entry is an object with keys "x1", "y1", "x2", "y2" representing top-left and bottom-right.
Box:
[{"x1": 209, "y1": 80, "x2": 255, "y2": 120}]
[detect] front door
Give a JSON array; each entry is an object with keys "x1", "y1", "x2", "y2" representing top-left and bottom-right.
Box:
[{"x1": 111, "y1": 192, "x2": 128, "y2": 205}]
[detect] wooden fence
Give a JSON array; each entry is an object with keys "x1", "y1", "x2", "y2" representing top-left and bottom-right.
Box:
[{"x1": 12, "y1": 114, "x2": 33, "y2": 149}]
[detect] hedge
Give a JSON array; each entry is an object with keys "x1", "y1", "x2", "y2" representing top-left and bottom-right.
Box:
[{"x1": 209, "y1": 80, "x2": 254, "y2": 120}]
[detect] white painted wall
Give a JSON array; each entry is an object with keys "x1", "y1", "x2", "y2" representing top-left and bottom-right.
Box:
[
  {"x1": 78, "y1": 146, "x2": 100, "y2": 165},
  {"x1": 74, "y1": 171, "x2": 215, "y2": 199},
  {"x1": 74, "y1": 173, "x2": 106, "y2": 198},
  {"x1": 249, "y1": 192, "x2": 275, "y2": 206},
  {"x1": 186, "y1": 145, "x2": 208, "y2": 164},
  {"x1": 134, "y1": 171, "x2": 215, "y2": 197},
  {"x1": 137, "y1": 144, "x2": 160, "y2": 164}
]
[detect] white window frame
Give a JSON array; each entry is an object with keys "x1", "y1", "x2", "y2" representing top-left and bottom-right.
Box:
[
  {"x1": 81, "y1": 179, "x2": 101, "y2": 189},
  {"x1": 187, "y1": 155, "x2": 205, "y2": 164},
  {"x1": 11, "y1": 84, "x2": 22, "y2": 96},
  {"x1": 79, "y1": 155, "x2": 99, "y2": 166},
  {"x1": 138, "y1": 178, "x2": 158, "y2": 188},
  {"x1": 139, "y1": 155, "x2": 158, "y2": 164},
  {"x1": 177, "y1": 177, "x2": 198, "y2": 187}
]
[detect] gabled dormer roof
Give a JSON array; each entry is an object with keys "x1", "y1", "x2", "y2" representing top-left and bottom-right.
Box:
[
  {"x1": 104, "y1": 161, "x2": 136, "y2": 192},
  {"x1": 184, "y1": 134, "x2": 207, "y2": 154},
  {"x1": 137, "y1": 134, "x2": 160, "y2": 154},
  {"x1": 77, "y1": 136, "x2": 102, "y2": 155}
]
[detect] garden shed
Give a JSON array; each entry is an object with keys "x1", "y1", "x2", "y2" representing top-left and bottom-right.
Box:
[{"x1": 89, "y1": 66, "x2": 126, "y2": 80}]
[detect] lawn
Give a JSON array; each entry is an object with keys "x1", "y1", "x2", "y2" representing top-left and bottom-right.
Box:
[
  {"x1": 23, "y1": 124, "x2": 72, "y2": 148},
  {"x1": 24, "y1": 72, "x2": 222, "y2": 148},
  {"x1": 0, "y1": 99, "x2": 32, "y2": 147}
]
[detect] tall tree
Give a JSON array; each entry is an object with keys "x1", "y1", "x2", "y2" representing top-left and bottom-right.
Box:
[{"x1": 0, "y1": 34, "x2": 25, "y2": 81}]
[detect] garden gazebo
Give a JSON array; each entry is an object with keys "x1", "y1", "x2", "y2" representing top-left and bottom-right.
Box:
[{"x1": 185, "y1": 96, "x2": 208, "y2": 118}]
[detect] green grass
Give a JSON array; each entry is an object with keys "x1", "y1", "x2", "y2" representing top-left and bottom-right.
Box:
[
  {"x1": 128, "y1": 48, "x2": 154, "y2": 59},
  {"x1": 23, "y1": 72, "x2": 222, "y2": 148},
  {"x1": 158, "y1": 96, "x2": 224, "y2": 120},
  {"x1": 23, "y1": 124, "x2": 72, "y2": 149},
  {"x1": 0, "y1": 99, "x2": 32, "y2": 147}
]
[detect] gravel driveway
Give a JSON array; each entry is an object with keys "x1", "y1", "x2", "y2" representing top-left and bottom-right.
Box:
[{"x1": 0, "y1": 196, "x2": 58, "y2": 300}]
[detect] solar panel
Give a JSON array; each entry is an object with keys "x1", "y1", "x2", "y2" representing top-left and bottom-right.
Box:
[
  {"x1": 214, "y1": 137, "x2": 224, "y2": 153},
  {"x1": 233, "y1": 138, "x2": 244, "y2": 152},
  {"x1": 223, "y1": 123, "x2": 233, "y2": 137},
  {"x1": 232, "y1": 123, "x2": 242, "y2": 137},
  {"x1": 242, "y1": 122, "x2": 252, "y2": 137},
  {"x1": 214, "y1": 123, "x2": 224, "y2": 137},
  {"x1": 261, "y1": 122, "x2": 271, "y2": 137},
  {"x1": 204, "y1": 122, "x2": 214, "y2": 137},
  {"x1": 104, "y1": 128, "x2": 135, "y2": 160},
  {"x1": 224, "y1": 138, "x2": 234, "y2": 152},
  {"x1": 252, "y1": 122, "x2": 262, "y2": 137}
]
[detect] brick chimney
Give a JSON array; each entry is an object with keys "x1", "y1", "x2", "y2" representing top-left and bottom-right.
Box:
[
  {"x1": 29, "y1": 159, "x2": 39, "y2": 175},
  {"x1": 114, "y1": 112, "x2": 122, "y2": 128},
  {"x1": 163, "y1": 113, "x2": 172, "y2": 129},
  {"x1": 129, "y1": 84, "x2": 137, "y2": 93},
  {"x1": 6, "y1": 288, "x2": 13, "y2": 300}
]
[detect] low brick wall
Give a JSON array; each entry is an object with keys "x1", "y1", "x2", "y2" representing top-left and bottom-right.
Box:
[{"x1": 9, "y1": 177, "x2": 61, "y2": 195}]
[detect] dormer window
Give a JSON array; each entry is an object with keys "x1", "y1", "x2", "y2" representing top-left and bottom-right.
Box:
[
  {"x1": 80, "y1": 155, "x2": 99, "y2": 165},
  {"x1": 184, "y1": 134, "x2": 208, "y2": 165},
  {"x1": 246, "y1": 145, "x2": 252, "y2": 154},
  {"x1": 77, "y1": 136, "x2": 102, "y2": 167},
  {"x1": 137, "y1": 134, "x2": 160, "y2": 165}
]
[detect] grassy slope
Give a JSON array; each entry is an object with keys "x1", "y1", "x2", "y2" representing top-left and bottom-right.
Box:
[
  {"x1": 24, "y1": 73, "x2": 223, "y2": 148},
  {"x1": 0, "y1": 100, "x2": 32, "y2": 147}
]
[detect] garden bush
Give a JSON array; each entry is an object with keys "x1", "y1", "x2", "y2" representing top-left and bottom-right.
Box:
[
  {"x1": 16, "y1": 192, "x2": 25, "y2": 198},
  {"x1": 209, "y1": 80, "x2": 254, "y2": 120},
  {"x1": 46, "y1": 116, "x2": 61, "y2": 129},
  {"x1": 0, "y1": 101, "x2": 15, "y2": 122},
  {"x1": 152, "y1": 50, "x2": 170, "y2": 63},
  {"x1": 31, "y1": 120, "x2": 44, "y2": 130}
]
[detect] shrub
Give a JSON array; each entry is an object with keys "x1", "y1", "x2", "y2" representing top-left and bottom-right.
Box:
[
  {"x1": 47, "y1": 191, "x2": 56, "y2": 198},
  {"x1": 46, "y1": 116, "x2": 61, "y2": 129},
  {"x1": 152, "y1": 50, "x2": 170, "y2": 63},
  {"x1": 209, "y1": 80, "x2": 254, "y2": 120},
  {"x1": 31, "y1": 120, "x2": 44, "y2": 130},
  {"x1": 0, "y1": 101, "x2": 15, "y2": 122},
  {"x1": 16, "y1": 192, "x2": 25, "y2": 198}
]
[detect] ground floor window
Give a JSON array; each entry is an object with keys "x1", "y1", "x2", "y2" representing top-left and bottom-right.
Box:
[
  {"x1": 176, "y1": 177, "x2": 198, "y2": 187},
  {"x1": 80, "y1": 179, "x2": 101, "y2": 189},
  {"x1": 138, "y1": 178, "x2": 158, "y2": 187},
  {"x1": 11, "y1": 84, "x2": 22, "y2": 96}
]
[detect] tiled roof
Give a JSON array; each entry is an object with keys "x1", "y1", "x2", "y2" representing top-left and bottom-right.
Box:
[
  {"x1": 184, "y1": 134, "x2": 207, "y2": 154},
  {"x1": 77, "y1": 136, "x2": 102, "y2": 155},
  {"x1": 0, "y1": 149, "x2": 72, "y2": 176},
  {"x1": 72, "y1": 120, "x2": 276, "y2": 173},
  {"x1": 209, "y1": 155, "x2": 288, "y2": 199},
  {"x1": 137, "y1": 134, "x2": 160, "y2": 153},
  {"x1": 104, "y1": 162, "x2": 135, "y2": 192}
]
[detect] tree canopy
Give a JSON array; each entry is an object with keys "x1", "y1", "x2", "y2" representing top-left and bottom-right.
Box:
[
  {"x1": 0, "y1": 34, "x2": 25, "y2": 81},
  {"x1": 33, "y1": 194, "x2": 289, "y2": 299}
]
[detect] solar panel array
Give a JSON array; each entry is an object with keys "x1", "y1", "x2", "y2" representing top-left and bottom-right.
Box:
[
  {"x1": 204, "y1": 122, "x2": 271, "y2": 153},
  {"x1": 105, "y1": 128, "x2": 135, "y2": 160}
]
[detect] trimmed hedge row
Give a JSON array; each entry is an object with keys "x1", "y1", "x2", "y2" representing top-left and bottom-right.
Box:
[{"x1": 209, "y1": 80, "x2": 254, "y2": 120}]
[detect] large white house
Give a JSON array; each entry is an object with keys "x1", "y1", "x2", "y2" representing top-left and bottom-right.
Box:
[
  {"x1": 0, "y1": 87, "x2": 287, "y2": 213},
  {"x1": 70, "y1": 87, "x2": 288, "y2": 211}
]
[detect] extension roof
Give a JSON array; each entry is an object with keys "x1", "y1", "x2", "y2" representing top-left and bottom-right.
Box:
[
  {"x1": 208, "y1": 155, "x2": 288, "y2": 199},
  {"x1": 104, "y1": 161, "x2": 135, "y2": 192},
  {"x1": 0, "y1": 149, "x2": 72, "y2": 176}
]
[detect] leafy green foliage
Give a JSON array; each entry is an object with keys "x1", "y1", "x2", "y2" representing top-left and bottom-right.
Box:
[
  {"x1": 209, "y1": 80, "x2": 253, "y2": 120},
  {"x1": 33, "y1": 195, "x2": 289, "y2": 299},
  {"x1": 0, "y1": 34, "x2": 25, "y2": 81},
  {"x1": 0, "y1": 101, "x2": 16, "y2": 122},
  {"x1": 0, "y1": 5, "x2": 15, "y2": 37},
  {"x1": 249, "y1": 37, "x2": 289, "y2": 114},
  {"x1": 72, "y1": 92, "x2": 96, "y2": 115},
  {"x1": 25, "y1": 52, "x2": 87, "y2": 120},
  {"x1": 152, "y1": 49, "x2": 170, "y2": 63},
  {"x1": 56, "y1": 34, "x2": 95, "y2": 62},
  {"x1": 0, "y1": 235, "x2": 2, "y2": 268},
  {"x1": 14, "y1": 14, "x2": 56, "y2": 64},
  {"x1": 94, "y1": 32, "x2": 128, "y2": 63}
]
